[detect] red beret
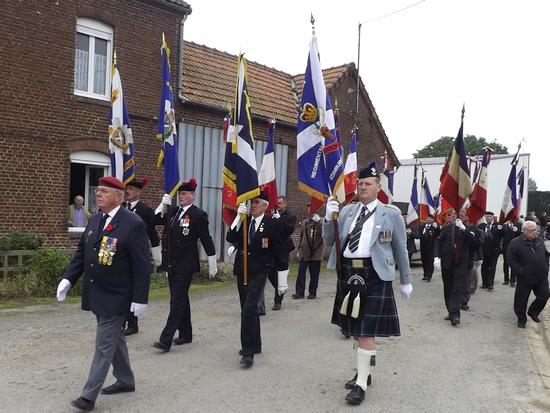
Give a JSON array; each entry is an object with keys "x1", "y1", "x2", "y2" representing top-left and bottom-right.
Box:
[
  {"x1": 127, "y1": 177, "x2": 149, "y2": 189},
  {"x1": 98, "y1": 176, "x2": 125, "y2": 190},
  {"x1": 178, "y1": 178, "x2": 197, "y2": 192}
]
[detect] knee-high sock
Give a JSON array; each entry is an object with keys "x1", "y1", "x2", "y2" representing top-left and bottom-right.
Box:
[{"x1": 356, "y1": 348, "x2": 375, "y2": 390}]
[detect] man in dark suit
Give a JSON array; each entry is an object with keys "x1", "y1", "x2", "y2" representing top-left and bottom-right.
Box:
[
  {"x1": 478, "y1": 211, "x2": 502, "y2": 291},
  {"x1": 152, "y1": 178, "x2": 217, "y2": 352},
  {"x1": 122, "y1": 177, "x2": 161, "y2": 336},
  {"x1": 416, "y1": 214, "x2": 440, "y2": 281},
  {"x1": 266, "y1": 195, "x2": 296, "y2": 310},
  {"x1": 434, "y1": 209, "x2": 481, "y2": 326},
  {"x1": 501, "y1": 220, "x2": 521, "y2": 286},
  {"x1": 56, "y1": 176, "x2": 151, "y2": 412},
  {"x1": 226, "y1": 188, "x2": 288, "y2": 368}
]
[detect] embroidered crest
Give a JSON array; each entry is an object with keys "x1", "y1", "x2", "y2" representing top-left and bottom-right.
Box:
[{"x1": 300, "y1": 102, "x2": 318, "y2": 123}]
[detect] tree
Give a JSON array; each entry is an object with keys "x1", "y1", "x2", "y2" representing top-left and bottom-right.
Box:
[
  {"x1": 413, "y1": 135, "x2": 508, "y2": 158},
  {"x1": 528, "y1": 178, "x2": 537, "y2": 192}
]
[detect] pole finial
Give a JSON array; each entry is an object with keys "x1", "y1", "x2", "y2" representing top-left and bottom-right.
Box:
[
  {"x1": 310, "y1": 13, "x2": 315, "y2": 35},
  {"x1": 461, "y1": 103, "x2": 465, "y2": 121},
  {"x1": 113, "y1": 49, "x2": 117, "y2": 66}
]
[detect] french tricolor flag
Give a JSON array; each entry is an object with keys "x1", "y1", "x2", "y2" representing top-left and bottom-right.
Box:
[
  {"x1": 258, "y1": 119, "x2": 279, "y2": 211},
  {"x1": 466, "y1": 148, "x2": 492, "y2": 225},
  {"x1": 378, "y1": 151, "x2": 393, "y2": 204},
  {"x1": 499, "y1": 146, "x2": 521, "y2": 223},
  {"x1": 406, "y1": 164, "x2": 420, "y2": 227},
  {"x1": 343, "y1": 130, "x2": 358, "y2": 205},
  {"x1": 419, "y1": 173, "x2": 437, "y2": 221}
]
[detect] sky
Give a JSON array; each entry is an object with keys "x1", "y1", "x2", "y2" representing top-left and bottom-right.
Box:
[{"x1": 184, "y1": 0, "x2": 550, "y2": 190}]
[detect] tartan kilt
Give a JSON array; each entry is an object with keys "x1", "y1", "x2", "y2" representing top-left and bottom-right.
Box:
[{"x1": 332, "y1": 258, "x2": 400, "y2": 337}]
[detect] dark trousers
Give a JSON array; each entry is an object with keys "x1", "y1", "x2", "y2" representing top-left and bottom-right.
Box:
[
  {"x1": 159, "y1": 271, "x2": 193, "y2": 345},
  {"x1": 420, "y1": 250, "x2": 434, "y2": 280},
  {"x1": 514, "y1": 279, "x2": 550, "y2": 323},
  {"x1": 81, "y1": 314, "x2": 134, "y2": 401},
  {"x1": 295, "y1": 260, "x2": 321, "y2": 296},
  {"x1": 481, "y1": 253, "x2": 499, "y2": 287},
  {"x1": 268, "y1": 268, "x2": 284, "y2": 304},
  {"x1": 238, "y1": 271, "x2": 268, "y2": 356},
  {"x1": 125, "y1": 310, "x2": 138, "y2": 329},
  {"x1": 442, "y1": 265, "x2": 469, "y2": 320},
  {"x1": 502, "y1": 251, "x2": 515, "y2": 284}
]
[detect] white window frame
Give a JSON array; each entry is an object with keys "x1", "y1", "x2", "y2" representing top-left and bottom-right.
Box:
[
  {"x1": 69, "y1": 151, "x2": 110, "y2": 233},
  {"x1": 74, "y1": 18, "x2": 113, "y2": 101}
]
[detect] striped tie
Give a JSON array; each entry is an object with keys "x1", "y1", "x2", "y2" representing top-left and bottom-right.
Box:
[{"x1": 348, "y1": 206, "x2": 368, "y2": 252}]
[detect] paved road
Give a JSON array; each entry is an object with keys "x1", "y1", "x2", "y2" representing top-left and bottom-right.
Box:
[{"x1": 1, "y1": 261, "x2": 549, "y2": 412}]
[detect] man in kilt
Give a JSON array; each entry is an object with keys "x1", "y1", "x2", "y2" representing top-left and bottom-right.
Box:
[{"x1": 323, "y1": 163, "x2": 413, "y2": 406}]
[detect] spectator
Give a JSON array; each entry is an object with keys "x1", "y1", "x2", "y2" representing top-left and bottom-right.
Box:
[{"x1": 68, "y1": 195, "x2": 91, "y2": 227}]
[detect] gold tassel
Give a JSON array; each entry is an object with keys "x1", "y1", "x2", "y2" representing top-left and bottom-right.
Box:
[
  {"x1": 351, "y1": 294, "x2": 361, "y2": 318},
  {"x1": 340, "y1": 291, "x2": 351, "y2": 315}
]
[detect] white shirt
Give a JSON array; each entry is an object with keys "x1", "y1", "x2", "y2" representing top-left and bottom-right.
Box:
[
  {"x1": 175, "y1": 204, "x2": 192, "y2": 221},
  {"x1": 343, "y1": 199, "x2": 378, "y2": 258},
  {"x1": 102, "y1": 205, "x2": 121, "y2": 230},
  {"x1": 128, "y1": 200, "x2": 139, "y2": 210},
  {"x1": 249, "y1": 214, "x2": 264, "y2": 232}
]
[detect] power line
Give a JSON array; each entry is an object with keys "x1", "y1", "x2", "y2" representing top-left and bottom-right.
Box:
[{"x1": 360, "y1": 0, "x2": 427, "y2": 25}]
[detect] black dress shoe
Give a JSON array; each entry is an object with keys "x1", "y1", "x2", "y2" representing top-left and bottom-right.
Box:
[
  {"x1": 345, "y1": 373, "x2": 372, "y2": 389},
  {"x1": 345, "y1": 385, "x2": 365, "y2": 405},
  {"x1": 426, "y1": 278, "x2": 432, "y2": 282},
  {"x1": 101, "y1": 382, "x2": 135, "y2": 395},
  {"x1": 153, "y1": 341, "x2": 171, "y2": 352},
  {"x1": 517, "y1": 320, "x2": 526, "y2": 328},
  {"x1": 240, "y1": 355, "x2": 254, "y2": 368},
  {"x1": 70, "y1": 397, "x2": 95, "y2": 411},
  {"x1": 451, "y1": 318, "x2": 460, "y2": 326},
  {"x1": 421, "y1": 277, "x2": 427, "y2": 281},
  {"x1": 488, "y1": 286, "x2": 494, "y2": 291},
  {"x1": 528, "y1": 312, "x2": 541, "y2": 323},
  {"x1": 480, "y1": 285, "x2": 488, "y2": 289},
  {"x1": 238, "y1": 348, "x2": 261, "y2": 355},
  {"x1": 502, "y1": 281, "x2": 509, "y2": 285},
  {"x1": 292, "y1": 293, "x2": 304, "y2": 299},
  {"x1": 272, "y1": 303, "x2": 281, "y2": 311},
  {"x1": 510, "y1": 282, "x2": 516, "y2": 288},
  {"x1": 307, "y1": 294, "x2": 316, "y2": 299},
  {"x1": 173, "y1": 337, "x2": 192, "y2": 345},
  {"x1": 461, "y1": 304, "x2": 469, "y2": 311},
  {"x1": 444, "y1": 315, "x2": 451, "y2": 321},
  {"x1": 124, "y1": 326, "x2": 138, "y2": 336}
]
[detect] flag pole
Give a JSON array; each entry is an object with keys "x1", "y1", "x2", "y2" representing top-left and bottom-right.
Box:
[{"x1": 355, "y1": 22, "x2": 362, "y2": 129}]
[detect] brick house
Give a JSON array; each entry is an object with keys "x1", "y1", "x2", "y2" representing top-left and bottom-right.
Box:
[{"x1": 0, "y1": 0, "x2": 398, "y2": 260}]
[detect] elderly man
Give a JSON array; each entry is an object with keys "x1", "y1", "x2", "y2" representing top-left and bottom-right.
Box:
[
  {"x1": 57, "y1": 176, "x2": 151, "y2": 411},
  {"x1": 226, "y1": 187, "x2": 288, "y2": 368},
  {"x1": 507, "y1": 220, "x2": 550, "y2": 328},
  {"x1": 68, "y1": 195, "x2": 91, "y2": 227},
  {"x1": 323, "y1": 162, "x2": 413, "y2": 406},
  {"x1": 153, "y1": 178, "x2": 217, "y2": 352}
]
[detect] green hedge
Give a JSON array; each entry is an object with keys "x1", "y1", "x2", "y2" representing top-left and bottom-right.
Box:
[{"x1": 0, "y1": 231, "x2": 42, "y2": 251}]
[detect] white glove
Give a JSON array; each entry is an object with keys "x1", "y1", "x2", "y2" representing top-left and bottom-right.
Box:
[
  {"x1": 406, "y1": 228, "x2": 412, "y2": 235},
  {"x1": 56, "y1": 279, "x2": 71, "y2": 302},
  {"x1": 277, "y1": 269, "x2": 289, "y2": 295},
  {"x1": 155, "y1": 194, "x2": 173, "y2": 216},
  {"x1": 324, "y1": 196, "x2": 340, "y2": 221},
  {"x1": 151, "y1": 245, "x2": 162, "y2": 266},
  {"x1": 400, "y1": 283, "x2": 413, "y2": 299},
  {"x1": 272, "y1": 211, "x2": 281, "y2": 219},
  {"x1": 455, "y1": 219, "x2": 466, "y2": 231},
  {"x1": 207, "y1": 255, "x2": 218, "y2": 279},
  {"x1": 130, "y1": 302, "x2": 147, "y2": 317},
  {"x1": 311, "y1": 213, "x2": 320, "y2": 222},
  {"x1": 227, "y1": 245, "x2": 237, "y2": 256},
  {"x1": 433, "y1": 257, "x2": 441, "y2": 271},
  {"x1": 237, "y1": 203, "x2": 248, "y2": 215}
]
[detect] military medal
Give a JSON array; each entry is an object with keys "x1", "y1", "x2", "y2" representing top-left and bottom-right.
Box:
[
  {"x1": 98, "y1": 236, "x2": 117, "y2": 265},
  {"x1": 181, "y1": 215, "x2": 190, "y2": 236},
  {"x1": 258, "y1": 223, "x2": 264, "y2": 233},
  {"x1": 261, "y1": 238, "x2": 269, "y2": 248}
]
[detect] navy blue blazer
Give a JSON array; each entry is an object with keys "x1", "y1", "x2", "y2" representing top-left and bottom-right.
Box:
[{"x1": 64, "y1": 207, "x2": 151, "y2": 316}]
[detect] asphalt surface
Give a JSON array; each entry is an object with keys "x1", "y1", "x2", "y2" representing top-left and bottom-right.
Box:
[{"x1": 1, "y1": 260, "x2": 550, "y2": 413}]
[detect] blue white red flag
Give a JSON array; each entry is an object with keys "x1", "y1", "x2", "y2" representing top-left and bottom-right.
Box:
[
  {"x1": 439, "y1": 106, "x2": 473, "y2": 213},
  {"x1": 406, "y1": 164, "x2": 420, "y2": 227},
  {"x1": 419, "y1": 171, "x2": 437, "y2": 221},
  {"x1": 232, "y1": 54, "x2": 259, "y2": 204},
  {"x1": 156, "y1": 34, "x2": 181, "y2": 196},
  {"x1": 297, "y1": 34, "x2": 345, "y2": 204},
  {"x1": 499, "y1": 146, "x2": 521, "y2": 223},
  {"x1": 258, "y1": 119, "x2": 279, "y2": 210},
  {"x1": 378, "y1": 151, "x2": 394, "y2": 204},
  {"x1": 343, "y1": 130, "x2": 358, "y2": 205},
  {"x1": 108, "y1": 52, "x2": 135, "y2": 184},
  {"x1": 467, "y1": 147, "x2": 492, "y2": 224}
]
